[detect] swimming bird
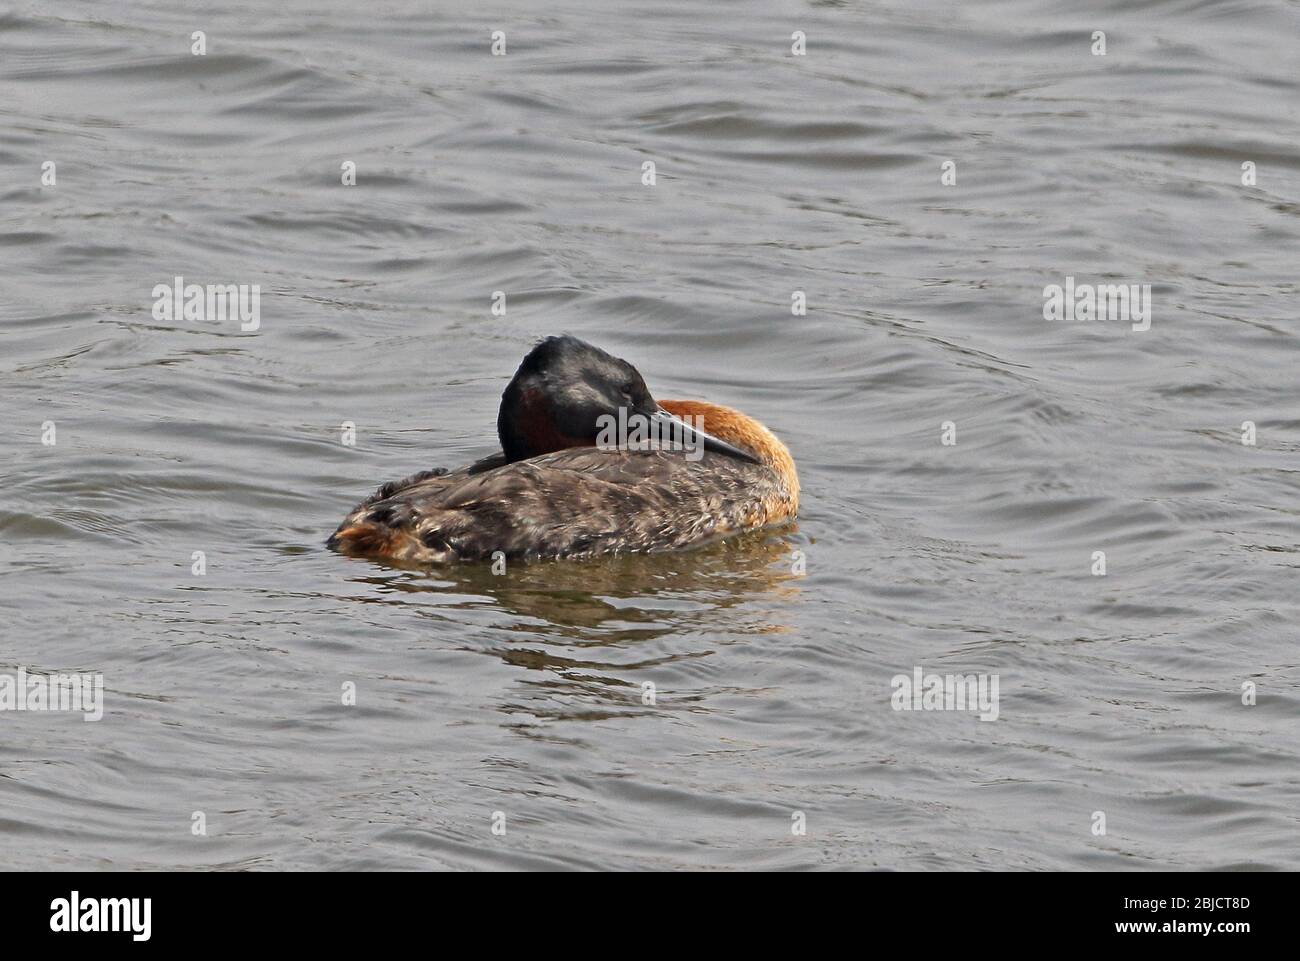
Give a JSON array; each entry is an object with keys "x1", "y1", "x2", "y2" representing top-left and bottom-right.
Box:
[{"x1": 327, "y1": 335, "x2": 799, "y2": 563}]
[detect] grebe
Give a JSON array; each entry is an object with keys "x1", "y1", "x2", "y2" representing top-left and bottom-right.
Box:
[{"x1": 327, "y1": 336, "x2": 799, "y2": 563}]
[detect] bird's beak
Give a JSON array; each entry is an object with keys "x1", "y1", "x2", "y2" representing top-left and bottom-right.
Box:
[{"x1": 648, "y1": 408, "x2": 761, "y2": 464}]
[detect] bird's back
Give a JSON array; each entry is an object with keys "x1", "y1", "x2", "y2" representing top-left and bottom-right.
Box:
[{"x1": 328, "y1": 447, "x2": 795, "y2": 563}]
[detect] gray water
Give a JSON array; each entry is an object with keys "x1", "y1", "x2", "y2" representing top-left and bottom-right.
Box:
[{"x1": 2, "y1": 0, "x2": 1298, "y2": 870}]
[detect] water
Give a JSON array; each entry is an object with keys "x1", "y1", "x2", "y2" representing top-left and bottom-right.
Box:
[{"x1": 2, "y1": 0, "x2": 1298, "y2": 870}]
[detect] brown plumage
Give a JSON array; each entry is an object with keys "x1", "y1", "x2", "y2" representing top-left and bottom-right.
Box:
[{"x1": 328, "y1": 337, "x2": 799, "y2": 563}]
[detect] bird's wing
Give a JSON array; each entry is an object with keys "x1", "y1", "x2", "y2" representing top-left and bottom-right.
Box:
[{"x1": 329, "y1": 448, "x2": 786, "y2": 562}]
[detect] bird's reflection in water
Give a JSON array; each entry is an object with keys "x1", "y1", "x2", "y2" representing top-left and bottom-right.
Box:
[{"x1": 347, "y1": 527, "x2": 803, "y2": 722}]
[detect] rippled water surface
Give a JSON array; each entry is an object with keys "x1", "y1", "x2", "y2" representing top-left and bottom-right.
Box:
[{"x1": 2, "y1": 0, "x2": 1299, "y2": 870}]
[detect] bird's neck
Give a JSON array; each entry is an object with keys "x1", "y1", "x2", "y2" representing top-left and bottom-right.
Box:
[{"x1": 659, "y1": 399, "x2": 799, "y2": 500}]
